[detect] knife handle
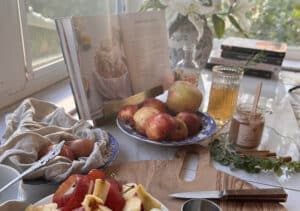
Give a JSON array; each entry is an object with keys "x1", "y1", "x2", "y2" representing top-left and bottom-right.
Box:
[{"x1": 222, "y1": 188, "x2": 287, "y2": 202}]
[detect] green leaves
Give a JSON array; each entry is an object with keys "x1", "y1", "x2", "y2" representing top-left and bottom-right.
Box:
[
  {"x1": 294, "y1": 3, "x2": 300, "y2": 10},
  {"x1": 139, "y1": 0, "x2": 251, "y2": 39},
  {"x1": 139, "y1": 0, "x2": 166, "y2": 12},
  {"x1": 228, "y1": 14, "x2": 248, "y2": 38},
  {"x1": 294, "y1": 3, "x2": 300, "y2": 18},
  {"x1": 210, "y1": 138, "x2": 300, "y2": 177},
  {"x1": 212, "y1": 14, "x2": 225, "y2": 38},
  {"x1": 212, "y1": 13, "x2": 249, "y2": 39}
]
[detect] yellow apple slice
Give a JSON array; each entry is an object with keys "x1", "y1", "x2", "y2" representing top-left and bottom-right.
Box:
[
  {"x1": 123, "y1": 196, "x2": 142, "y2": 211},
  {"x1": 136, "y1": 185, "x2": 162, "y2": 211},
  {"x1": 81, "y1": 194, "x2": 104, "y2": 211},
  {"x1": 93, "y1": 179, "x2": 111, "y2": 202},
  {"x1": 99, "y1": 205, "x2": 112, "y2": 211},
  {"x1": 122, "y1": 183, "x2": 138, "y2": 200},
  {"x1": 25, "y1": 203, "x2": 58, "y2": 211}
]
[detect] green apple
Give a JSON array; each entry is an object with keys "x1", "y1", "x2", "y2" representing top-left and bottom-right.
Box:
[{"x1": 166, "y1": 81, "x2": 202, "y2": 113}]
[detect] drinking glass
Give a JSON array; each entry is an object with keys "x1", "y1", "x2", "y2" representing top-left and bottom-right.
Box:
[{"x1": 207, "y1": 65, "x2": 244, "y2": 125}]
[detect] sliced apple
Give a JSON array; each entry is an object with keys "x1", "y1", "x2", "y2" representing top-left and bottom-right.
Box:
[
  {"x1": 99, "y1": 205, "x2": 113, "y2": 211},
  {"x1": 122, "y1": 183, "x2": 138, "y2": 200},
  {"x1": 136, "y1": 185, "x2": 161, "y2": 211},
  {"x1": 123, "y1": 196, "x2": 142, "y2": 211},
  {"x1": 81, "y1": 194, "x2": 104, "y2": 211},
  {"x1": 93, "y1": 179, "x2": 111, "y2": 202},
  {"x1": 25, "y1": 203, "x2": 58, "y2": 211}
]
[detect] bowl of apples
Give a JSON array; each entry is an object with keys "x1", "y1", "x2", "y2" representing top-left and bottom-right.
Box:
[{"x1": 116, "y1": 81, "x2": 217, "y2": 146}]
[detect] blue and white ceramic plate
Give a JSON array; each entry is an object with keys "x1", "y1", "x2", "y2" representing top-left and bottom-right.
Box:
[
  {"x1": 116, "y1": 112, "x2": 217, "y2": 147},
  {"x1": 101, "y1": 133, "x2": 119, "y2": 169}
]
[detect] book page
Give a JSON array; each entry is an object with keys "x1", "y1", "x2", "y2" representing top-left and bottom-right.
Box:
[
  {"x1": 120, "y1": 11, "x2": 173, "y2": 93},
  {"x1": 71, "y1": 15, "x2": 134, "y2": 120},
  {"x1": 57, "y1": 12, "x2": 173, "y2": 122}
]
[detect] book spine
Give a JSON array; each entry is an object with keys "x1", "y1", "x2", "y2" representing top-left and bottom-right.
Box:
[
  {"x1": 206, "y1": 63, "x2": 273, "y2": 79},
  {"x1": 221, "y1": 50, "x2": 284, "y2": 65},
  {"x1": 221, "y1": 45, "x2": 286, "y2": 58},
  {"x1": 209, "y1": 56, "x2": 281, "y2": 72},
  {"x1": 243, "y1": 69, "x2": 272, "y2": 79}
]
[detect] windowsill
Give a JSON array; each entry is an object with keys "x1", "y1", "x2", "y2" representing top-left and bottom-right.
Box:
[
  {"x1": 0, "y1": 79, "x2": 76, "y2": 138},
  {"x1": 1, "y1": 62, "x2": 300, "y2": 139},
  {"x1": 282, "y1": 59, "x2": 300, "y2": 72}
]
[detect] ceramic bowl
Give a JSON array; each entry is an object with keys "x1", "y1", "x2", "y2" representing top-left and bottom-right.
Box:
[{"x1": 0, "y1": 164, "x2": 27, "y2": 210}]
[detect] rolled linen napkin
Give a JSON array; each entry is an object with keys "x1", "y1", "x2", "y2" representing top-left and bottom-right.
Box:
[{"x1": 0, "y1": 98, "x2": 113, "y2": 182}]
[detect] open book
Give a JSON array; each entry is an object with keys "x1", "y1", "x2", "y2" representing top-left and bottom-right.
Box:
[{"x1": 56, "y1": 11, "x2": 173, "y2": 123}]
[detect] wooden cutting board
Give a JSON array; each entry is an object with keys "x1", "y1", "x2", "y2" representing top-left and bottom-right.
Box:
[{"x1": 106, "y1": 145, "x2": 286, "y2": 211}]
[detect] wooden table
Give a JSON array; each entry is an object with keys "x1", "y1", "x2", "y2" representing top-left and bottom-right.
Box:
[{"x1": 23, "y1": 71, "x2": 300, "y2": 210}]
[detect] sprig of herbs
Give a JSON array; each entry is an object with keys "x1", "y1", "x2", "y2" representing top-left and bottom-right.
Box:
[{"x1": 209, "y1": 138, "x2": 300, "y2": 176}]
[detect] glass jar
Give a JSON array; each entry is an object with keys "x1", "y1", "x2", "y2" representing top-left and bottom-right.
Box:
[
  {"x1": 173, "y1": 45, "x2": 206, "y2": 99},
  {"x1": 173, "y1": 45, "x2": 200, "y2": 86},
  {"x1": 229, "y1": 103, "x2": 265, "y2": 149},
  {"x1": 207, "y1": 65, "x2": 243, "y2": 125}
]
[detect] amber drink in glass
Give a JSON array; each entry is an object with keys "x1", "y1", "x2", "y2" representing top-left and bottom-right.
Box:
[{"x1": 207, "y1": 65, "x2": 243, "y2": 125}]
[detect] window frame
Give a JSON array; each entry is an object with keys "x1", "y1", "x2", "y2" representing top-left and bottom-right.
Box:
[
  {"x1": 0, "y1": 0, "x2": 68, "y2": 109},
  {"x1": 18, "y1": 0, "x2": 68, "y2": 95},
  {"x1": 0, "y1": 0, "x2": 120, "y2": 110}
]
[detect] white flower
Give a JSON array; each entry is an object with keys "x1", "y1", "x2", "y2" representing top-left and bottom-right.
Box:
[
  {"x1": 229, "y1": 0, "x2": 253, "y2": 31},
  {"x1": 161, "y1": 0, "x2": 221, "y2": 41}
]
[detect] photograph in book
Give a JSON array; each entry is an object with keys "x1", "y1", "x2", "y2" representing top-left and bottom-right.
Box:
[
  {"x1": 56, "y1": 11, "x2": 173, "y2": 121},
  {"x1": 72, "y1": 15, "x2": 133, "y2": 120}
]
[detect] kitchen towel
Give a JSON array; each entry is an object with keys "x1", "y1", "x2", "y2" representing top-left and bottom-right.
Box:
[{"x1": 0, "y1": 98, "x2": 112, "y2": 182}]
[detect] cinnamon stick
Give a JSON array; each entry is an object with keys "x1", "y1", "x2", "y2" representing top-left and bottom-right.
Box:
[
  {"x1": 237, "y1": 150, "x2": 293, "y2": 162},
  {"x1": 280, "y1": 156, "x2": 292, "y2": 162}
]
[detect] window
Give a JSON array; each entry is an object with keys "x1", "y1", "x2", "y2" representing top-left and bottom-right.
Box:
[
  {"x1": 0, "y1": 0, "x2": 118, "y2": 109},
  {"x1": 126, "y1": 0, "x2": 300, "y2": 60},
  {"x1": 223, "y1": 0, "x2": 300, "y2": 60},
  {"x1": 26, "y1": 0, "x2": 119, "y2": 68},
  {"x1": 1, "y1": 0, "x2": 299, "y2": 109}
]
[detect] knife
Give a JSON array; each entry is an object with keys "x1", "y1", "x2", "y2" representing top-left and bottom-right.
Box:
[{"x1": 170, "y1": 188, "x2": 287, "y2": 202}]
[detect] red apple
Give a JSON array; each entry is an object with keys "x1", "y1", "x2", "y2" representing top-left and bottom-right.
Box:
[
  {"x1": 38, "y1": 144, "x2": 75, "y2": 161},
  {"x1": 170, "y1": 118, "x2": 188, "y2": 141},
  {"x1": 176, "y1": 112, "x2": 202, "y2": 136},
  {"x1": 167, "y1": 81, "x2": 202, "y2": 113},
  {"x1": 145, "y1": 113, "x2": 176, "y2": 141},
  {"x1": 69, "y1": 139, "x2": 94, "y2": 158},
  {"x1": 117, "y1": 105, "x2": 139, "y2": 126},
  {"x1": 133, "y1": 107, "x2": 160, "y2": 135},
  {"x1": 142, "y1": 98, "x2": 167, "y2": 113}
]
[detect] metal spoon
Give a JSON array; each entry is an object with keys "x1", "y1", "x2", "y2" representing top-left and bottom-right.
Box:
[{"x1": 0, "y1": 141, "x2": 65, "y2": 193}]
